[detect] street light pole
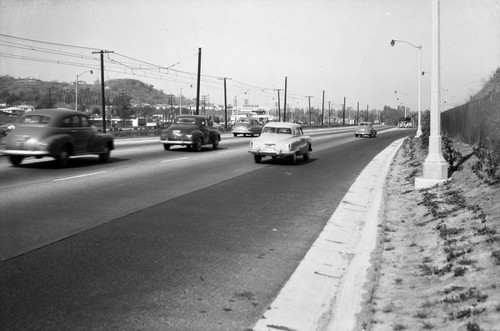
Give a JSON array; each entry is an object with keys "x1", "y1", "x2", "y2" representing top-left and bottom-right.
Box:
[
  {"x1": 75, "y1": 70, "x2": 93, "y2": 111},
  {"x1": 415, "y1": 0, "x2": 448, "y2": 189},
  {"x1": 390, "y1": 38, "x2": 423, "y2": 137}
]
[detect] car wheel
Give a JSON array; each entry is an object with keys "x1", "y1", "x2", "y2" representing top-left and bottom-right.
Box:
[
  {"x1": 233, "y1": 133, "x2": 237, "y2": 137},
  {"x1": 254, "y1": 155, "x2": 262, "y2": 163},
  {"x1": 193, "y1": 138, "x2": 202, "y2": 152},
  {"x1": 303, "y1": 149, "x2": 310, "y2": 162},
  {"x1": 289, "y1": 153, "x2": 297, "y2": 164},
  {"x1": 212, "y1": 138, "x2": 219, "y2": 150},
  {"x1": 355, "y1": 134, "x2": 358, "y2": 138},
  {"x1": 163, "y1": 144, "x2": 171, "y2": 150},
  {"x1": 99, "y1": 146, "x2": 110, "y2": 162},
  {"x1": 56, "y1": 146, "x2": 70, "y2": 167},
  {"x1": 8, "y1": 155, "x2": 24, "y2": 167}
]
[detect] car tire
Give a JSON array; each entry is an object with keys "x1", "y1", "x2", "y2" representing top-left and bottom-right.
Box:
[
  {"x1": 212, "y1": 138, "x2": 219, "y2": 150},
  {"x1": 163, "y1": 144, "x2": 171, "y2": 150},
  {"x1": 56, "y1": 145, "x2": 70, "y2": 167},
  {"x1": 233, "y1": 133, "x2": 237, "y2": 137},
  {"x1": 193, "y1": 138, "x2": 202, "y2": 152},
  {"x1": 355, "y1": 134, "x2": 358, "y2": 137},
  {"x1": 289, "y1": 153, "x2": 297, "y2": 164},
  {"x1": 303, "y1": 149, "x2": 310, "y2": 162},
  {"x1": 8, "y1": 155, "x2": 24, "y2": 167},
  {"x1": 99, "y1": 146, "x2": 110, "y2": 162},
  {"x1": 254, "y1": 155, "x2": 262, "y2": 163}
]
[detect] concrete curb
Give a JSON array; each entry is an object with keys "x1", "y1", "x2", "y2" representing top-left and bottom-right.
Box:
[{"x1": 253, "y1": 138, "x2": 405, "y2": 331}]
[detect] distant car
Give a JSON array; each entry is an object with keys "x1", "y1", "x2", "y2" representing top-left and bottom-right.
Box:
[
  {"x1": 354, "y1": 122, "x2": 377, "y2": 138},
  {"x1": 231, "y1": 118, "x2": 263, "y2": 137},
  {"x1": 160, "y1": 115, "x2": 221, "y2": 151},
  {"x1": 0, "y1": 123, "x2": 15, "y2": 137},
  {"x1": 248, "y1": 122, "x2": 312, "y2": 164},
  {"x1": 1, "y1": 108, "x2": 114, "y2": 167}
]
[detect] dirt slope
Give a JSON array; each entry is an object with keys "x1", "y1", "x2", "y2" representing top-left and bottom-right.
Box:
[{"x1": 361, "y1": 137, "x2": 500, "y2": 331}]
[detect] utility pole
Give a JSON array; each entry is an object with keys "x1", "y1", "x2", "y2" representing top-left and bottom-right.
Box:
[
  {"x1": 274, "y1": 89, "x2": 283, "y2": 121},
  {"x1": 356, "y1": 102, "x2": 360, "y2": 124},
  {"x1": 218, "y1": 77, "x2": 231, "y2": 128},
  {"x1": 283, "y1": 76, "x2": 287, "y2": 122},
  {"x1": 321, "y1": 90, "x2": 325, "y2": 126},
  {"x1": 328, "y1": 101, "x2": 331, "y2": 125},
  {"x1": 366, "y1": 104, "x2": 369, "y2": 121},
  {"x1": 92, "y1": 49, "x2": 114, "y2": 133},
  {"x1": 306, "y1": 96, "x2": 313, "y2": 127},
  {"x1": 196, "y1": 47, "x2": 201, "y2": 115},
  {"x1": 342, "y1": 96, "x2": 346, "y2": 126}
]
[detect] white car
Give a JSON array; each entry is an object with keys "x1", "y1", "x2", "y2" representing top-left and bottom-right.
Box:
[{"x1": 248, "y1": 122, "x2": 312, "y2": 164}]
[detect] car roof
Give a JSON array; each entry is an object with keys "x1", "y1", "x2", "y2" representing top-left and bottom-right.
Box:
[
  {"x1": 21, "y1": 108, "x2": 89, "y2": 120},
  {"x1": 263, "y1": 121, "x2": 301, "y2": 129}
]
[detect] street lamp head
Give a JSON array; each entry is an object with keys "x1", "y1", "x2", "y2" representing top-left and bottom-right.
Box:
[{"x1": 390, "y1": 39, "x2": 395, "y2": 47}]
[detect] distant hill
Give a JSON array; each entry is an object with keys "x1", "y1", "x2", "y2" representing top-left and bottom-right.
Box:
[{"x1": 0, "y1": 75, "x2": 174, "y2": 107}]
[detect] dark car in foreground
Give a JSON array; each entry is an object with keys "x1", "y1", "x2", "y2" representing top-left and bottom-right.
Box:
[
  {"x1": 354, "y1": 122, "x2": 377, "y2": 138},
  {"x1": 160, "y1": 115, "x2": 221, "y2": 151},
  {"x1": 1, "y1": 108, "x2": 114, "y2": 167},
  {"x1": 231, "y1": 117, "x2": 263, "y2": 137}
]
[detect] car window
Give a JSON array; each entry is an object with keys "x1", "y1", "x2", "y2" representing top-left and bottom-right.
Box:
[
  {"x1": 175, "y1": 117, "x2": 196, "y2": 124},
  {"x1": 61, "y1": 116, "x2": 81, "y2": 127},
  {"x1": 81, "y1": 116, "x2": 91, "y2": 127},
  {"x1": 263, "y1": 126, "x2": 277, "y2": 133},
  {"x1": 277, "y1": 128, "x2": 291, "y2": 134},
  {"x1": 19, "y1": 115, "x2": 51, "y2": 125}
]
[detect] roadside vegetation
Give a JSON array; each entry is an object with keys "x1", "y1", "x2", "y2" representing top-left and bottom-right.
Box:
[{"x1": 360, "y1": 133, "x2": 500, "y2": 330}]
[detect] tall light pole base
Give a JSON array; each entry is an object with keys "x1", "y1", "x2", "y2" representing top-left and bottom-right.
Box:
[
  {"x1": 415, "y1": 128, "x2": 423, "y2": 137},
  {"x1": 415, "y1": 135, "x2": 449, "y2": 189},
  {"x1": 415, "y1": 174, "x2": 447, "y2": 189}
]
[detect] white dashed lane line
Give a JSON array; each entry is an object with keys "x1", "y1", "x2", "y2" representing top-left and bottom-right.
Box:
[
  {"x1": 161, "y1": 157, "x2": 190, "y2": 163},
  {"x1": 53, "y1": 171, "x2": 107, "y2": 182}
]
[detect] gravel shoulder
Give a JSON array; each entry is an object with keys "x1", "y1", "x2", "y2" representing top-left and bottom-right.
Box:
[{"x1": 360, "y1": 137, "x2": 500, "y2": 331}]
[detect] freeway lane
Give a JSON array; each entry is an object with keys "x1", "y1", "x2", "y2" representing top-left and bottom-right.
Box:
[
  {"x1": 0, "y1": 126, "x2": 389, "y2": 260},
  {"x1": 0, "y1": 126, "x2": 411, "y2": 330}
]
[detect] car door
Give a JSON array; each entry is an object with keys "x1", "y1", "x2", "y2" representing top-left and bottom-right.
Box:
[
  {"x1": 199, "y1": 118, "x2": 210, "y2": 143},
  {"x1": 63, "y1": 115, "x2": 92, "y2": 154}
]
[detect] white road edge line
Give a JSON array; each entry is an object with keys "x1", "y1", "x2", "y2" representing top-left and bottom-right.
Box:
[
  {"x1": 53, "y1": 171, "x2": 107, "y2": 182},
  {"x1": 161, "y1": 157, "x2": 189, "y2": 163}
]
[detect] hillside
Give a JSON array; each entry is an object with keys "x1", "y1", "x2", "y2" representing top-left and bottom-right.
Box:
[
  {"x1": 471, "y1": 67, "x2": 500, "y2": 101},
  {"x1": 0, "y1": 75, "x2": 171, "y2": 107}
]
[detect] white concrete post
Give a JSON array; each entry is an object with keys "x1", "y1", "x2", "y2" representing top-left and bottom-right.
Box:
[{"x1": 415, "y1": 0, "x2": 449, "y2": 189}]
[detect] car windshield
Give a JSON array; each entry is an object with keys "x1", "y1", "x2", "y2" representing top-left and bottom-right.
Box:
[
  {"x1": 19, "y1": 115, "x2": 51, "y2": 125},
  {"x1": 237, "y1": 118, "x2": 251, "y2": 124},
  {"x1": 174, "y1": 117, "x2": 196, "y2": 125},
  {"x1": 263, "y1": 126, "x2": 291, "y2": 134},
  {"x1": 359, "y1": 122, "x2": 370, "y2": 126}
]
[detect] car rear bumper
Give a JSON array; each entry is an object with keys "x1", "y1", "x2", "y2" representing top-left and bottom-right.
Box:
[
  {"x1": 249, "y1": 149, "x2": 294, "y2": 158},
  {"x1": 1, "y1": 150, "x2": 49, "y2": 156},
  {"x1": 161, "y1": 140, "x2": 193, "y2": 146}
]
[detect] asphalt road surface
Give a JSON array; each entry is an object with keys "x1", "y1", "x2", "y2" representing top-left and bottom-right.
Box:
[{"x1": 0, "y1": 126, "x2": 412, "y2": 330}]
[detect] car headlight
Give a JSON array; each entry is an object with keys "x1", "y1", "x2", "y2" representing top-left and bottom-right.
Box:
[{"x1": 186, "y1": 134, "x2": 192, "y2": 139}]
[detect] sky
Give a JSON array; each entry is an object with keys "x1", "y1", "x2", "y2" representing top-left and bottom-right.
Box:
[{"x1": 0, "y1": 0, "x2": 499, "y2": 113}]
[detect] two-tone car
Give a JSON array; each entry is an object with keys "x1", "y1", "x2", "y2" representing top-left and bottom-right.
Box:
[
  {"x1": 160, "y1": 115, "x2": 221, "y2": 151},
  {"x1": 248, "y1": 122, "x2": 312, "y2": 164},
  {"x1": 354, "y1": 122, "x2": 377, "y2": 138},
  {"x1": 1, "y1": 108, "x2": 114, "y2": 167},
  {"x1": 231, "y1": 117, "x2": 263, "y2": 137}
]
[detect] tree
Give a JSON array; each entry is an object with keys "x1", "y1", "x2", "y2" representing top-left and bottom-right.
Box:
[{"x1": 112, "y1": 93, "x2": 135, "y2": 126}]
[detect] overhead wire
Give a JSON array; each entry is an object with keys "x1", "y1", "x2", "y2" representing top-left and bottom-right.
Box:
[{"x1": 0, "y1": 33, "x2": 311, "y2": 105}]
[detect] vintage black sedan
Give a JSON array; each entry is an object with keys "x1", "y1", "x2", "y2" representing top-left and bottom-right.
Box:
[
  {"x1": 1, "y1": 108, "x2": 114, "y2": 167},
  {"x1": 160, "y1": 115, "x2": 221, "y2": 151}
]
